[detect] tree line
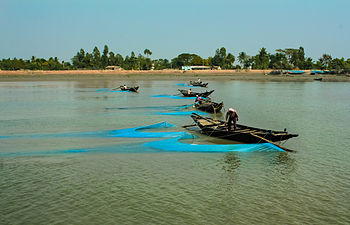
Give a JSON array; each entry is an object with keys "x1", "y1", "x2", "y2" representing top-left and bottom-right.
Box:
[{"x1": 1, "y1": 45, "x2": 350, "y2": 72}]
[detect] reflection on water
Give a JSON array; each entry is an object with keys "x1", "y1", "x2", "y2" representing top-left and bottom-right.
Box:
[
  {"x1": 1, "y1": 80, "x2": 349, "y2": 225},
  {"x1": 270, "y1": 151, "x2": 296, "y2": 175},
  {"x1": 221, "y1": 152, "x2": 241, "y2": 172}
]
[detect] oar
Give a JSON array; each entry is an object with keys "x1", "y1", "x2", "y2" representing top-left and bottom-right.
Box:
[
  {"x1": 112, "y1": 86, "x2": 122, "y2": 90},
  {"x1": 249, "y1": 133, "x2": 295, "y2": 152},
  {"x1": 182, "y1": 124, "x2": 197, "y2": 128}
]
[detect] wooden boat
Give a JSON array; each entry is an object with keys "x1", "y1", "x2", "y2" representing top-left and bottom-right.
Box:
[
  {"x1": 287, "y1": 70, "x2": 305, "y2": 75},
  {"x1": 314, "y1": 77, "x2": 323, "y2": 81},
  {"x1": 189, "y1": 81, "x2": 208, "y2": 87},
  {"x1": 120, "y1": 86, "x2": 139, "y2": 92},
  {"x1": 195, "y1": 100, "x2": 224, "y2": 113},
  {"x1": 178, "y1": 89, "x2": 214, "y2": 98},
  {"x1": 310, "y1": 70, "x2": 326, "y2": 75},
  {"x1": 190, "y1": 113, "x2": 298, "y2": 143}
]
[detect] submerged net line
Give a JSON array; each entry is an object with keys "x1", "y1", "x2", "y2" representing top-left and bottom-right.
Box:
[
  {"x1": 0, "y1": 122, "x2": 186, "y2": 139},
  {"x1": 105, "y1": 104, "x2": 193, "y2": 111},
  {"x1": 96, "y1": 88, "x2": 133, "y2": 92},
  {"x1": 176, "y1": 83, "x2": 201, "y2": 88},
  {"x1": 144, "y1": 134, "x2": 285, "y2": 152},
  {"x1": 156, "y1": 111, "x2": 208, "y2": 116}
]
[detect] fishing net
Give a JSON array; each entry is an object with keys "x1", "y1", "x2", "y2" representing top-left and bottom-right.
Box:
[
  {"x1": 156, "y1": 111, "x2": 208, "y2": 116},
  {"x1": 0, "y1": 122, "x2": 285, "y2": 156},
  {"x1": 107, "y1": 122, "x2": 187, "y2": 138},
  {"x1": 145, "y1": 135, "x2": 285, "y2": 152}
]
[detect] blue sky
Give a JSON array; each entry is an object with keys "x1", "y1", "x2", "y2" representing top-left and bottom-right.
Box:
[{"x1": 1, "y1": 0, "x2": 349, "y2": 62}]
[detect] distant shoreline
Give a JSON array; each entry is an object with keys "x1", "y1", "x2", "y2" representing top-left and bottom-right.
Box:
[{"x1": 0, "y1": 69, "x2": 349, "y2": 82}]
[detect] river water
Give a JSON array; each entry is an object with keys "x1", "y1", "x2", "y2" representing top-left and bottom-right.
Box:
[{"x1": 0, "y1": 79, "x2": 349, "y2": 224}]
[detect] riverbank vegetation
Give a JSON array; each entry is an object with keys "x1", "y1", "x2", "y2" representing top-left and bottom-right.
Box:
[{"x1": 1, "y1": 45, "x2": 350, "y2": 72}]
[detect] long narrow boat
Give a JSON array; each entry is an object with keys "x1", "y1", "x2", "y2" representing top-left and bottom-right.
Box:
[
  {"x1": 178, "y1": 89, "x2": 214, "y2": 97},
  {"x1": 120, "y1": 86, "x2": 139, "y2": 92},
  {"x1": 195, "y1": 101, "x2": 224, "y2": 113},
  {"x1": 189, "y1": 81, "x2": 208, "y2": 87},
  {"x1": 190, "y1": 113, "x2": 298, "y2": 143},
  {"x1": 287, "y1": 70, "x2": 305, "y2": 75}
]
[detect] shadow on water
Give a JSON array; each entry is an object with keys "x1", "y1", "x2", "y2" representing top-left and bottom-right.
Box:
[
  {"x1": 221, "y1": 152, "x2": 241, "y2": 173},
  {"x1": 269, "y1": 151, "x2": 296, "y2": 175}
]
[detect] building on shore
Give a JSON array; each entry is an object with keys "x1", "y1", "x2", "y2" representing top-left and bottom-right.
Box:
[
  {"x1": 181, "y1": 66, "x2": 214, "y2": 71},
  {"x1": 105, "y1": 66, "x2": 123, "y2": 70}
]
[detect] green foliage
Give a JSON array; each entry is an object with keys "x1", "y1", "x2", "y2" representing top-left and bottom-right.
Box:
[
  {"x1": 152, "y1": 59, "x2": 170, "y2": 70},
  {"x1": 171, "y1": 53, "x2": 205, "y2": 69},
  {"x1": 211, "y1": 47, "x2": 235, "y2": 69},
  {"x1": 101, "y1": 45, "x2": 109, "y2": 68},
  {"x1": 144, "y1": 49, "x2": 152, "y2": 57},
  {"x1": 2, "y1": 45, "x2": 350, "y2": 72},
  {"x1": 238, "y1": 52, "x2": 251, "y2": 69},
  {"x1": 252, "y1": 48, "x2": 270, "y2": 69}
]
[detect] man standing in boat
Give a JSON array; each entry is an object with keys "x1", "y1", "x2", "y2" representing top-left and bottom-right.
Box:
[
  {"x1": 187, "y1": 89, "x2": 192, "y2": 95},
  {"x1": 195, "y1": 95, "x2": 203, "y2": 105},
  {"x1": 226, "y1": 108, "x2": 239, "y2": 131}
]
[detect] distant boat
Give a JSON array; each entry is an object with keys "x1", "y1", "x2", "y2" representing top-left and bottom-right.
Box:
[
  {"x1": 189, "y1": 81, "x2": 208, "y2": 87},
  {"x1": 194, "y1": 100, "x2": 224, "y2": 113},
  {"x1": 269, "y1": 70, "x2": 282, "y2": 75},
  {"x1": 119, "y1": 86, "x2": 139, "y2": 92},
  {"x1": 314, "y1": 78, "x2": 323, "y2": 81},
  {"x1": 178, "y1": 89, "x2": 214, "y2": 98},
  {"x1": 287, "y1": 70, "x2": 305, "y2": 74},
  {"x1": 310, "y1": 70, "x2": 326, "y2": 75}
]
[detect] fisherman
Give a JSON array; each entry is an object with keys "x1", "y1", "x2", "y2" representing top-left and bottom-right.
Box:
[
  {"x1": 197, "y1": 78, "x2": 201, "y2": 83},
  {"x1": 226, "y1": 108, "x2": 239, "y2": 131},
  {"x1": 187, "y1": 89, "x2": 192, "y2": 95},
  {"x1": 122, "y1": 84, "x2": 127, "y2": 90},
  {"x1": 195, "y1": 95, "x2": 203, "y2": 104}
]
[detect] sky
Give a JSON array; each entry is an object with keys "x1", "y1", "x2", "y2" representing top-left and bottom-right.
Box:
[{"x1": 0, "y1": 0, "x2": 349, "y2": 62}]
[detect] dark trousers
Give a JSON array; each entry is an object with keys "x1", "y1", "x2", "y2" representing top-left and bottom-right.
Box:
[{"x1": 227, "y1": 118, "x2": 237, "y2": 131}]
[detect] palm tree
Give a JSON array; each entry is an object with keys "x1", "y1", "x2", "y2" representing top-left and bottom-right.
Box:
[
  {"x1": 238, "y1": 52, "x2": 248, "y2": 68},
  {"x1": 144, "y1": 49, "x2": 152, "y2": 58}
]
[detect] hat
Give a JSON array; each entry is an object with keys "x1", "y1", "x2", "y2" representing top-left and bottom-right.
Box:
[
  {"x1": 196, "y1": 95, "x2": 199, "y2": 97},
  {"x1": 229, "y1": 108, "x2": 234, "y2": 112}
]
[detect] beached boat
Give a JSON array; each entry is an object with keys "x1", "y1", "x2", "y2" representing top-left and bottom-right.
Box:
[
  {"x1": 120, "y1": 86, "x2": 139, "y2": 92},
  {"x1": 190, "y1": 113, "x2": 298, "y2": 143},
  {"x1": 189, "y1": 81, "x2": 208, "y2": 87},
  {"x1": 310, "y1": 70, "x2": 326, "y2": 75},
  {"x1": 287, "y1": 70, "x2": 305, "y2": 74},
  {"x1": 178, "y1": 89, "x2": 214, "y2": 98},
  {"x1": 195, "y1": 100, "x2": 224, "y2": 113}
]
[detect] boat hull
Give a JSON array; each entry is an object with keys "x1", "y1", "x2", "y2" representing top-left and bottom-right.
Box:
[
  {"x1": 195, "y1": 101, "x2": 223, "y2": 113},
  {"x1": 178, "y1": 89, "x2": 214, "y2": 97}
]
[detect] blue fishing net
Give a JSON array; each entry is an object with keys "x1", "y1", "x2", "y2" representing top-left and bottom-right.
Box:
[
  {"x1": 0, "y1": 122, "x2": 185, "y2": 139},
  {"x1": 0, "y1": 122, "x2": 286, "y2": 156},
  {"x1": 107, "y1": 122, "x2": 187, "y2": 138},
  {"x1": 145, "y1": 134, "x2": 285, "y2": 152}
]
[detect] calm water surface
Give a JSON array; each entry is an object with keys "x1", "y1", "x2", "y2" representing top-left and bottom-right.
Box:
[{"x1": 0, "y1": 79, "x2": 349, "y2": 224}]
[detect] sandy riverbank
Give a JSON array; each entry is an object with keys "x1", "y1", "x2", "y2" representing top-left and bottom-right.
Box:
[{"x1": 0, "y1": 69, "x2": 349, "y2": 82}]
